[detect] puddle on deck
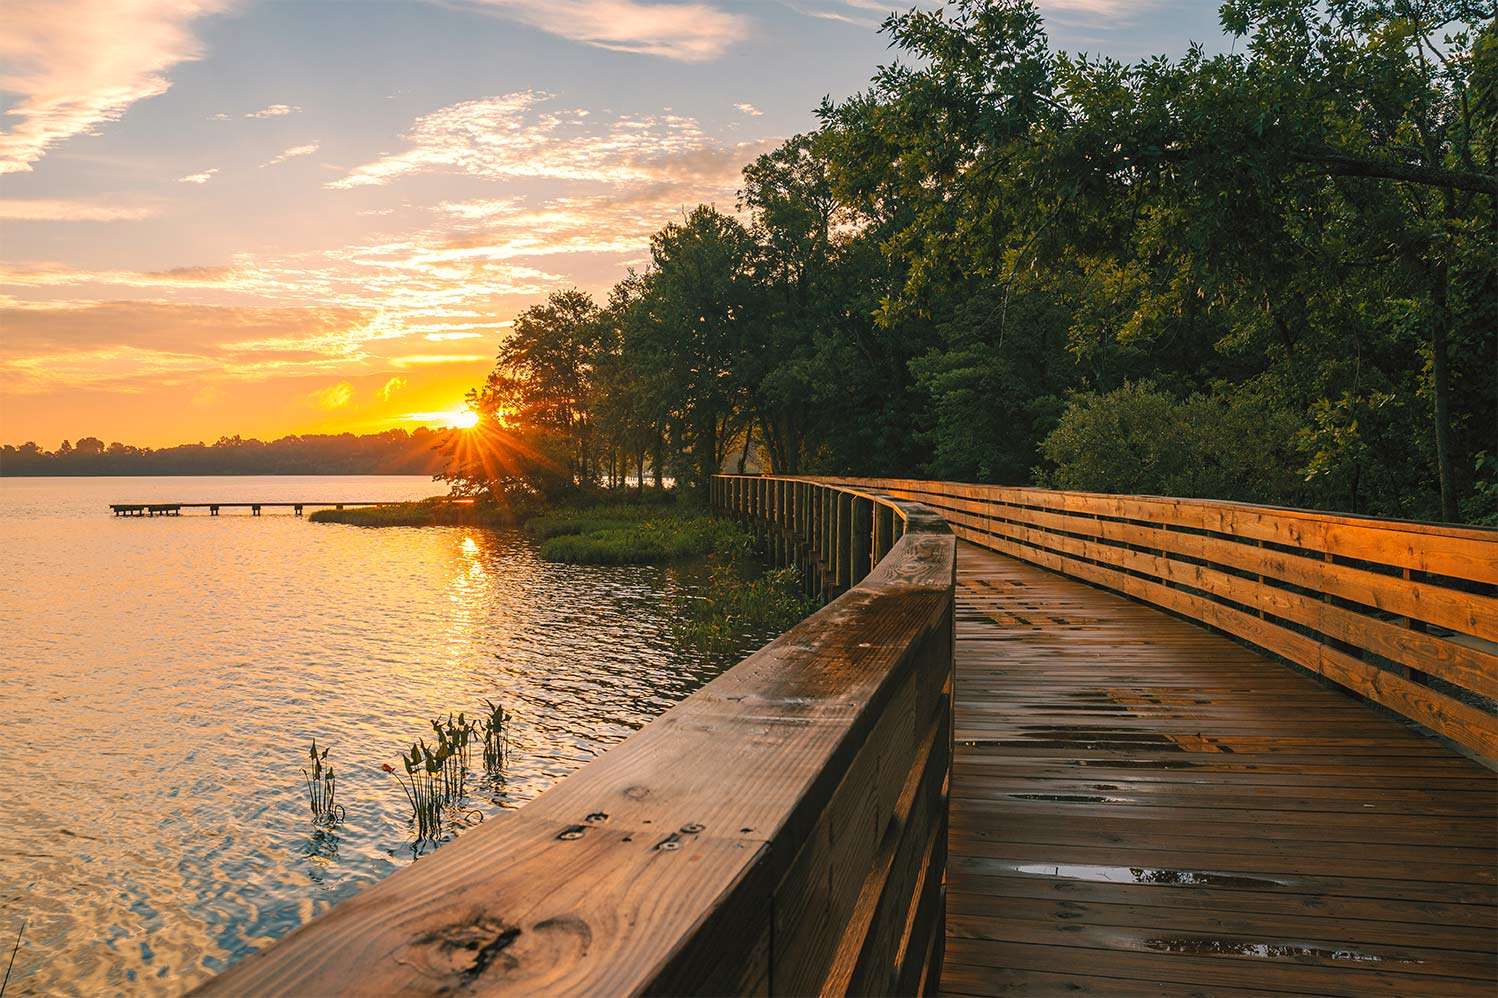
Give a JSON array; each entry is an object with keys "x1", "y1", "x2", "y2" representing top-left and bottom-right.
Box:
[
  {"x1": 1008, "y1": 862, "x2": 1288, "y2": 890},
  {"x1": 1142, "y1": 937, "x2": 1421, "y2": 966}
]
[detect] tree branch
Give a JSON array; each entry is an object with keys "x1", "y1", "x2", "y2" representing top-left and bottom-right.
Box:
[{"x1": 1296, "y1": 148, "x2": 1498, "y2": 195}]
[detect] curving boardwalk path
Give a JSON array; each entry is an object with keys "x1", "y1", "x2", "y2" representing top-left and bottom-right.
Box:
[{"x1": 941, "y1": 541, "x2": 1497, "y2": 997}]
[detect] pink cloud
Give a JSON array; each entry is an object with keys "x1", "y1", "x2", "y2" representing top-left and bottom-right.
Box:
[{"x1": 463, "y1": 0, "x2": 747, "y2": 61}]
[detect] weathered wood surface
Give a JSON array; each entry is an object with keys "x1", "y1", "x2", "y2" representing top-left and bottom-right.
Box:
[
  {"x1": 192, "y1": 478, "x2": 956, "y2": 997},
  {"x1": 942, "y1": 542, "x2": 1497, "y2": 997},
  {"x1": 814, "y1": 477, "x2": 1498, "y2": 762}
]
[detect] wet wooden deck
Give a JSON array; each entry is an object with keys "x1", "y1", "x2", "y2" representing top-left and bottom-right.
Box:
[{"x1": 941, "y1": 541, "x2": 1497, "y2": 997}]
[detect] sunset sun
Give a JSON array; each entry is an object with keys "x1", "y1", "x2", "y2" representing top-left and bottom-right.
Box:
[{"x1": 452, "y1": 410, "x2": 479, "y2": 429}]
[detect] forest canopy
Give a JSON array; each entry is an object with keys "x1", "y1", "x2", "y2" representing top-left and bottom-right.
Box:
[{"x1": 448, "y1": 0, "x2": 1495, "y2": 524}]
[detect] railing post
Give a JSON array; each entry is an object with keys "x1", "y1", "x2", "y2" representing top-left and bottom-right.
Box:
[
  {"x1": 822, "y1": 487, "x2": 835, "y2": 598},
  {"x1": 875, "y1": 502, "x2": 893, "y2": 565},
  {"x1": 836, "y1": 491, "x2": 853, "y2": 593},
  {"x1": 756, "y1": 478, "x2": 766, "y2": 542},
  {"x1": 774, "y1": 479, "x2": 786, "y2": 567},
  {"x1": 783, "y1": 480, "x2": 793, "y2": 568},
  {"x1": 852, "y1": 496, "x2": 872, "y2": 584}
]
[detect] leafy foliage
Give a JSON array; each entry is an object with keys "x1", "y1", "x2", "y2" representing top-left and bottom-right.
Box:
[{"x1": 441, "y1": 1, "x2": 1493, "y2": 523}]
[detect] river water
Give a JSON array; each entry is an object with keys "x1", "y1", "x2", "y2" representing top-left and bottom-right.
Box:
[{"x1": 0, "y1": 476, "x2": 759, "y2": 996}]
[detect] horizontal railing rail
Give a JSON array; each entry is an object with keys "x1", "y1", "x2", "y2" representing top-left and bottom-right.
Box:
[
  {"x1": 817, "y1": 477, "x2": 1498, "y2": 763},
  {"x1": 192, "y1": 477, "x2": 955, "y2": 996}
]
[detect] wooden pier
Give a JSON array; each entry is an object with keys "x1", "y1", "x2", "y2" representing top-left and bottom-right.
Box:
[
  {"x1": 188, "y1": 475, "x2": 1495, "y2": 996},
  {"x1": 109, "y1": 500, "x2": 456, "y2": 517}
]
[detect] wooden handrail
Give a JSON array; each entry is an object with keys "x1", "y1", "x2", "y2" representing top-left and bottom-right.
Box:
[
  {"x1": 191, "y1": 477, "x2": 956, "y2": 996},
  {"x1": 815, "y1": 476, "x2": 1498, "y2": 763}
]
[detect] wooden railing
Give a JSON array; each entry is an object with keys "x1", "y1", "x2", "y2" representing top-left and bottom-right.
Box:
[
  {"x1": 192, "y1": 478, "x2": 955, "y2": 997},
  {"x1": 818, "y1": 477, "x2": 1498, "y2": 763}
]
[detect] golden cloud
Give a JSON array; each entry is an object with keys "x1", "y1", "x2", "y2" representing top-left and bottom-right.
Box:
[
  {"x1": 377, "y1": 376, "x2": 408, "y2": 401},
  {"x1": 0, "y1": 199, "x2": 160, "y2": 221},
  {"x1": 311, "y1": 381, "x2": 354, "y2": 408}
]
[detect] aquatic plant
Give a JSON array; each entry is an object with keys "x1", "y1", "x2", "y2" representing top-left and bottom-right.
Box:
[
  {"x1": 301, "y1": 740, "x2": 344, "y2": 825},
  {"x1": 480, "y1": 700, "x2": 511, "y2": 771},
  {"x1": 431, "y1": 712, "x2": 478, "y2": 801},
  {"x1": 386, "y1": 712, "x2": 489, "y2": 841},
  {"x1": 384, "y1": 741, "x2": 447, "y2": 840}
]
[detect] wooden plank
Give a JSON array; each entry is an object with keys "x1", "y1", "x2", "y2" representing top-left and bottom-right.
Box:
[
  {"x1": 937, "y1": 539, "x2": 1496, "y2": 998},
  {"x1": 830, "y1": 476, "x2": 1498, "y2": 582},
  {"x1": 951, "y1": 522, "x2": 1498, "y2": 759},
  {"x1": 950, "y1": 507, "x2": 1497, "y2": 697}
]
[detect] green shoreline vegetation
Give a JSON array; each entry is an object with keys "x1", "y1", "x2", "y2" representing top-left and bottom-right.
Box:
[
  {"x1": 312, "y1": 489, "x2": 816, "y2": 653},
  {"x1": 307, "y1": 497, "x2": 521, "y2": 528}
]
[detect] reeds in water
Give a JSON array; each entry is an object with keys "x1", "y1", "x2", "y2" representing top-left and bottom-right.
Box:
[
  {"x1": 481, "y1": 700, "x2": 511, "y2": 771},
  {"x1": 385, "y1": 709, "x2": 496, "y2": 841},
  {"x1": 301, "y1": 740, "x2": 344, "y2": 825},
  {"x1": 384, "y1": 741, "x2": 447, "y2": 839}
]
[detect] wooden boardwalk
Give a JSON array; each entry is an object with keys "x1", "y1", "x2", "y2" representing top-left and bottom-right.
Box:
[{"x1": 942, "y1": 541, "x2": 1497, "y2": 997}]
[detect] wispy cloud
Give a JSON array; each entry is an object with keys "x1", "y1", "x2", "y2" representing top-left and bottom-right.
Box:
[
  {"x1": 377, "y1": 376, "x2": 408, "y2": 401},
  {"x1": 1040, "y1": 0, "x2": 1160, "y2": 17},
  {"x1": 311, "y1": 381, "x2": 353, "y2": 408},
  {"x1": 389, "y1": 354, "x2": 489, "y2": 367},
  {"x1": 245, "y1": 103, "x2": 299, "y2": 118},
  {"x1": 263, "y1": 142, "x2": 319, "y2": 167},
  {"x1": 0, "y1": 300, "x2": 377, "y2": 393},
  {"x1": 0, "y1": 0, "x2": 231, "y2": 174},
  {"x1": 460, "y1": 0, "x2": 748, "y2": 61},
  {"x1": 0, "y1": 262, "x2": 238, "y2": 288},
  {"x1": 330, "y1": 91, "x2": 741, "y2": 189},
  {"x1": 0, "y1": 199, "x2": 158, "y2": 221},
  {"x1": 733, "y1": 102, "x2": 763, "y2": 116},
  {"x1": 178, "y1": 168, "x2": 218, "y2": 184}
]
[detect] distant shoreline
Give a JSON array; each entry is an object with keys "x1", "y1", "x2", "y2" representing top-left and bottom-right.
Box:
[{"x1": 1, "y1": 471, "x2": 440, "y2": 478}]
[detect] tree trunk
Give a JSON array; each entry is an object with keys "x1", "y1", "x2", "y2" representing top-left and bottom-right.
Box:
[
  {"x1": 1431, "y1": 260, "x2": 1458, "y2": 521},
  {"x1": 736, "y1": 422, "x2": 753, "y2": 475}
]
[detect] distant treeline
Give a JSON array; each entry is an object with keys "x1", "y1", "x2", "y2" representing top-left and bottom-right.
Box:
[{"x1": 0, "y1": 429, "x2": 451, "y2": 477}]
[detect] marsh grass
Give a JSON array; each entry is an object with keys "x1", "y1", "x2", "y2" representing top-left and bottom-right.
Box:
[
  {"x1": 309, "y1": 498, "x2": 523, "y2": 527},
  {"x1": 481, "y1": 700, "x2": 511, "y2": 771},
  {"x1": 674, "y1": 560, "x2": 817, "y2": 656},
  {"x1": 301, "y1": 740, "x2": 344, "y2": 825},
  {"x1": 535, "y1": 511, "x2": 752, "y2": 565}
]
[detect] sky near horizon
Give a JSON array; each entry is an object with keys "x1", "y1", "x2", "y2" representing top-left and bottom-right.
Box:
[{"x1": 0, "y1": 0, "x2": 1227, "y2": 448}]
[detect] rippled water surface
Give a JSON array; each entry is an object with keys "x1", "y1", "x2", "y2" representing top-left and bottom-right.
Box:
[{"x1": 0, "y1": 477, "x2": 763, "y2": 996}]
